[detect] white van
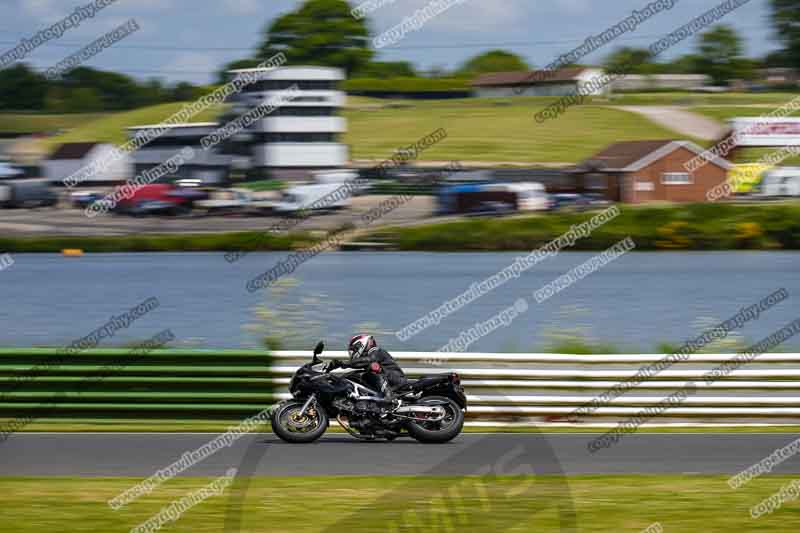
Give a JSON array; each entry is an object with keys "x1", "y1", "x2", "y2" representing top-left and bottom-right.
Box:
[
  {"x1": 273, "y1": 183, "x2": 352, "y2": 214},
  {"x1": 760, "y1": 167, "x2": 800, "y2": 197}
]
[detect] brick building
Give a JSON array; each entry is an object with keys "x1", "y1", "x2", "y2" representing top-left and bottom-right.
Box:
[{"x1": 569, "y1": 140, "x2": 732, "y2": 203}]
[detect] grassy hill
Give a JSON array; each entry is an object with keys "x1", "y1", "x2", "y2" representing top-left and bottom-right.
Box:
[
  {"x1": 25, "y1": 92, "x2": 800, "y2": 164},
  {"x1": 38, "y1": 102, "x2": 224, "y2": 152},
  {"x1": 344, "y1": 97, "x2": 689, "y2": 163},
  {"x1": 0, "y1": 113, "x2": 107, "y2": 134}
]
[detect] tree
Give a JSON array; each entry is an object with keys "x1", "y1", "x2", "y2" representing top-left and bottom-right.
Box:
[
  {"x1": 256, "y1": 0, "x2": 372, "y2": 76},
  {"x1": 456, "y1": 49, "x2": 529, "y2": 76},
  {"x1": 216, "y1": 58, "x2": 264, "y2": 85},
  {"x1": 63, "y1": 87, "x2": 104, "y2": 112},
  {"x1": 602, "y1": 47, "x2": 656, "y2": 75},
  {"x1": 0, "y1": 63, "x2": 47, "y2": 110},
  {"x1": 770, "y1": 0, "x2": 800, "y2": 68},
  {"x1": 695, "y1": 25, "x2": 746, "y2": 85},
  {"x1": 659, "y1": 54, "x2": 703, "y2": 74},
  {"x1": 171, "y1": 82, "x2": 201, "y2": 101},
  {"x1": 61, "y1": 67, "x2": 145, "y2": 110},
  {"x1": 354, "y1": 61, "x2": 416, "y2": 78}
]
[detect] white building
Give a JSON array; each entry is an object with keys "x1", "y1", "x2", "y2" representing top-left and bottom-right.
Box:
[
  {"x1": 45, "y1": 142, "x2": 131, "y2": 185},
  {"x1": 125, "y1": 123, "x2": 232, "y2": 185},
  {"x1": 225, "y1": 66, "x2": 348, "y2": 179},
  {"x1": 608, "y1": 74, "x2": 710, "y2": 92},
  {"x1": 471, "y1": 68, "x2": 610, "y2": 98}
]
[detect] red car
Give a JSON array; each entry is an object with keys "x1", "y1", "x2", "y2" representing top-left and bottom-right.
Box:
[{"x1": 114, "y1": 184, "x2": 192, "y2": 215}]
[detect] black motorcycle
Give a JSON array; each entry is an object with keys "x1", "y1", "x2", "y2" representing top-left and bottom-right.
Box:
[{"x1": 271, "y1": 341, "x2": 467, "y2": 443}]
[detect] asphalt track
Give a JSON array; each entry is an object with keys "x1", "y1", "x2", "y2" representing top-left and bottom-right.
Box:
[{"x1": 2, "y1": 433, "x2": 800, "y2": 477}]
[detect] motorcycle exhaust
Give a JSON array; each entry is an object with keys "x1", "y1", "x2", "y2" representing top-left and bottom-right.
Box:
[{"x1": 393, "y1": 405, "x2": 446, "y2": 421}]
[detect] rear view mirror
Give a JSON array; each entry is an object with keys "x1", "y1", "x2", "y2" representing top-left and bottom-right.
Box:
[{"x1": 312, "y1": 341, "x2": 325, "y2": 365}]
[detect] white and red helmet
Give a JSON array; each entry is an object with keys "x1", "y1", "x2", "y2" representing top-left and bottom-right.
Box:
[{"x1": 348, "y1": 334, "x2": 376, "y2": 360}]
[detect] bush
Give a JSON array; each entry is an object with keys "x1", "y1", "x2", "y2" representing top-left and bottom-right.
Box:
[{"x1": 343, "y1": 77, "x2": 469, "y2": 93}]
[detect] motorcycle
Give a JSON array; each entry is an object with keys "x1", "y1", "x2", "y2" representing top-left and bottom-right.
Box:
[{"x1": 271, "y1": 341, "x2": 467, "y2": 443}]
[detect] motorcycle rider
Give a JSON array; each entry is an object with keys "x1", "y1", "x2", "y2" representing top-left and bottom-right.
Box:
[{"x1": 326, "y1": 334, "x2": 407, "y2": 400}]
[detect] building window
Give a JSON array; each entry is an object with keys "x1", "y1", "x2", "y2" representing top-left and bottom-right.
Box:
[
  {"x1": 661, "y1": 172, "x2": 692, "y2": 185},
  {"x1": 635, "y1": 180, "x2": 654, "y2": 192},
  {"x1": 585, "y1": 173, "x2": 607, "y2": 190}
]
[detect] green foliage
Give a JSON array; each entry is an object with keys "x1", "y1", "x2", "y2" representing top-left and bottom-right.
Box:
[
  {"x1": 770, "y1": 0, "x2": 800, "y2": 69},
  {"x1": 0, "y1": 63, "x2": 207, "y2": 113},
  {"x1": 0, "y1": 63, "x2": 48, "y2": 110},
  {"x1": 215, "y1": 58, "x2": 264, "y2": 85},
  {"x1": 256, "y1": 0, "x2": 372, "y2": 76},
  {"x1": 0, "y1": 231, "x2": 314, "y2": 253},
  {"x1": 366, "y1": 203, "x2": 800, "y2": 251},
  {"x1": 238, "y1": 179, "x2": 286, "y2": 192},
  {"x1": 602, "y1": 47, "x2": 656, "y2": 75},
  {"x1": 456, "y1": 49, "x2": 530, "y2": 77},
  {"x1": 354, "y1": 61, "x2": 417, "y2": 78},
  {"x1": 343, "y1": 77, "x2": 469, "y2": 92},
  {"x1": 696, "y1": 25, "x2": 751, "y2": 84}
]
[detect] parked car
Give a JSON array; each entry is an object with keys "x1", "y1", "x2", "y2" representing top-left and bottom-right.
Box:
[
  {"x1": 113, "y1": 184, "x2": 191, "y2": 215},
  {"x1": 128, "y1": 200, "x2": 190, "y2": 217},
  {"x1": 0, "y1": 161, "x2": 24, "y2": 180},
  {"x1": 0, "y1": 180, "x2": 57, "y2": 208},
  {"x1": 70, "y1": 190, "x2": 105, "y2": 208},
  {"x1": 552, "y1": 193, "x2": 611, "y2": 211}
]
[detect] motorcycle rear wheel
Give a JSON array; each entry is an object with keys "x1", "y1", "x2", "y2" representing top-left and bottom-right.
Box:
[
  {"x1": 406, "y1": 396, "x2": 464, "y2": 444},
  {"x1": 271, "y1": 400, "x2": 329, "y2": 443}
]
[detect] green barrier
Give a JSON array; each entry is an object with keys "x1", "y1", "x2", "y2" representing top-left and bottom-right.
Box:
[{"x1": 0, "y1": 349, "x2": 276, "y2": 421}]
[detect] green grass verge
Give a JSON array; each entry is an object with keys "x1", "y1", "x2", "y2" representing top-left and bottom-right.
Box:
[
  {"x1": 0, "y1": 230, "x2": 316, "y2": 253},
  {"x1": 0, "y1": 475, "x2": 797, "y2": 532},
  {"x1": 237, "y1": 179, "x2": 286, "y2": 192},
  {"x1": 0, "y1": 113, "x2": 108, "y2": 134},
  {"x1": 365, "y1": 202, "x2": 800, "y2": 251}
]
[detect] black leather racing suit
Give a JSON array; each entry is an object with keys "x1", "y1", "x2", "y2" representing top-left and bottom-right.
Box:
[{"x1": 340, "y1": 347, "x2": 407, "y2": 397}]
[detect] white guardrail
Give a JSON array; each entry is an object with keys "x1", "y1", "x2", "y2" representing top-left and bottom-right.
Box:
[{"x1": 271, "y1": 351, "x2": 800, "y2": 426}]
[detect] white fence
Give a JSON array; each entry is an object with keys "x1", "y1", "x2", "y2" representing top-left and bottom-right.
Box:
[{"x1": 272, "y1": 351, "x2": 800, "y2": 426}]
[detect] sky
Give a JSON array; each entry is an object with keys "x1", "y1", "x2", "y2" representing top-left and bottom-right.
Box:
[{"x1": 0, "y1": 0, "x2": 780, "y2": 84}]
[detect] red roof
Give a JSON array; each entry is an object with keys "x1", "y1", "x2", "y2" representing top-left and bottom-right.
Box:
[
  {"x1": 585, "y1": 140, "x2": 675, "y2": 170},
  {"x1": 48, "y1": 142, "x2": 100, "y2": 160}
]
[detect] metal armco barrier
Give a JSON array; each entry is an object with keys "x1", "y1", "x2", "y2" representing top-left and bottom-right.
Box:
[{"x1": 273, "y1": 351, "x2": 800, "y2": 424}]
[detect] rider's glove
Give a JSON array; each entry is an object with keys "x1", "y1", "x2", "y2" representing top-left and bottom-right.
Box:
[{"x1": 326, "y1": 359, "x2": 343, "y2": 372}]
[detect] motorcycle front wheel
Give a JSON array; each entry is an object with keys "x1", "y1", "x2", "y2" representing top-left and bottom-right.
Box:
[
  {"x1": 406, "y1": 396, "x2": 465, "y2": 444},
  {"x1": 271, "y1": 400, "x2": 329, "y2": 443}
]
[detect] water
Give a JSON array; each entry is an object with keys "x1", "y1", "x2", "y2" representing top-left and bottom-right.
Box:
[{"x1": 1, "y1": 252, "x2": 798, "y2": 352}]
